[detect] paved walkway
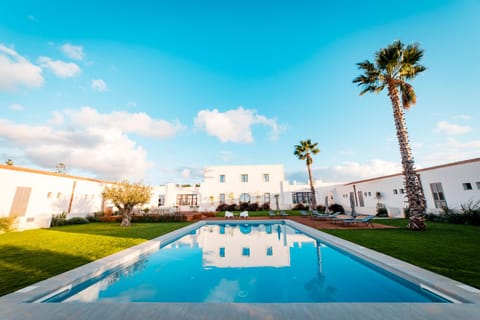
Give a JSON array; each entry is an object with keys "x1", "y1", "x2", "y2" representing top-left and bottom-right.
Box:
[{"x1": 204, "y1": 214, "x2": 396, "y2": 229}]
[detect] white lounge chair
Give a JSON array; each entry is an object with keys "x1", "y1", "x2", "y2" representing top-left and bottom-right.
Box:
[
  {"x1": 225, "y1": 211, "x2": 234, "y2": 219},
  {"x1": 240, "y1": 211, "x2": 248, "y2": 219}
]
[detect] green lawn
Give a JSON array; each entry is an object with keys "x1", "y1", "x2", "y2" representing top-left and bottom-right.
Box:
[
  {"x1": 0, "y1": 222, "x2": 190, "y2": 296},
  {"x1": 323, "y1": 219, "x2": 480, "y2": 289}
]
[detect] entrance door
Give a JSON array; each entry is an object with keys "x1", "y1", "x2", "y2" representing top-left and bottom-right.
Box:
[
  {"x1": 9, "y1": 187, "x2": 32, "y2": 216},
  {"x1": 357, "y1": 191, "x2": 365, "y2": 207},
  {"x1": 430, "y1": 183, "x2": 447, "y2": 208}
]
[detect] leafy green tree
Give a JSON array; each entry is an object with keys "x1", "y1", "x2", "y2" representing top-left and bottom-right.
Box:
[
  {"x1": 294, "y1": 139, "x2": 320, "y2": 209},
  {"x1": 102, "y1": 181, "x2": 152, "y2": 227},
  {"x1": 353, "y1": 40, "x2": 427, "y2": 231}
]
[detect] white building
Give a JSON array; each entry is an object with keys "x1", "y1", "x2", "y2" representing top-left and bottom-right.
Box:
[
  {"x1": 2, "y1": 158, "x2": 479, "y2": 230},
  {"x1": 0, "y1": 164, "x2": 112, "y2": 230}
]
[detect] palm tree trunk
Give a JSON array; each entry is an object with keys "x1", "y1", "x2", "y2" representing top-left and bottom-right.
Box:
[
  {"x1": 307, "y1": 161, "x2": 317, "y2": 210},
  {"x1": 387, "y1": 82, "x2": 427, "y2": 231}
]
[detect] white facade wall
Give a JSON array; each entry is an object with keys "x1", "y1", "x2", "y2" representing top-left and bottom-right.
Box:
[
  {"x1": 200, "y1": 164, "x2": 285, "y2": 209},
  {"x1": 0, "y1": 165, "x2": 110, "y2": 230},
  {"x1": 419, "y1": 160, "x2": 480, "y2": 212}
]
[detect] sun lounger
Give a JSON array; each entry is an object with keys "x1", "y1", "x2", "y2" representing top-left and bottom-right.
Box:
[
  {"x1": 240, "y1": 211, "x2": 249, "y2": 219},
  {"x1": 312, "y1": 212, "x2": 341, "y2": 220},
  {"x1": 300, "y1": 210, "x2": 309, "y2": 217},
  {"x1": 279, "y1": 210, "x2": 288, "y2": 216},
  {"x1": 341, "y1": 215, "x2": 374, "y2": 227},
  {"x1": 225, "y1": 211, "x2": 234, "y2": 219},
  {"x1": 268, "y1": 210, "x2": 277, "y2": 217}
]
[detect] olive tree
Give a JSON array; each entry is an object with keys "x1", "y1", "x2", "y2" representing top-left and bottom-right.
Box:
[{"x1": 102, "y1": 181, "x2": 152, "y2": 227}]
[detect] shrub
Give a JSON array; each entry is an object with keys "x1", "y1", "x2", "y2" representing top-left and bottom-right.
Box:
[
  {"x1": 226, "y1": 203, "x2": 238, "y2": 211},
  {"x1": 316, "y1": 205, "x2": 325, "y2": 213},
  {"x1": 65, "y1": 217, "x2": 89, "y2": 225},
  {"x1": 0, "y1": 216, "x2": 17, "y2": 233},
  {"x1": 261, "y1": 202, "x2": 271, "y2": 211},
  {"x1": 328, "y1": 203, "x2": 345, "y2": 214},
  {"x1": 86, "y1": 215, "x2": 99, "y2": 222},
  {"x1": 403, "y1": 207, "x2": 410, "y2": 219},
  {"x1": 130, "y1": 214, "x2": 187, "y2": 223},
  {"x1": 376, "y1": 207, "x2": 388, "y2": 217},
  {"x1": 292, "y1": 203, "x2": 308, "y2": 211},
  {"x1": 216, "y1": 203, "x2": 228, "y2": 212},
  {"x1": 248, "y1": 203, "x2": 259, "y2": 211},
  {"x1": 460, "y1": 200, "x2": 480, "y2": 225},
  {"x1": 51, "y1": 212, "x2": 67, "y2": 227},
  {"x1": 239, "y1": 202, "x2": 250, "y2": 211}
]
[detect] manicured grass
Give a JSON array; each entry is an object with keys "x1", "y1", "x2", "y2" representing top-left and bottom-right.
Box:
[
  {"x1": 323, "y1": 219, "x2": 480, "y2": 289},
  {"x1": 0, "y1": 222, "x2": 190, "y2": 296}
]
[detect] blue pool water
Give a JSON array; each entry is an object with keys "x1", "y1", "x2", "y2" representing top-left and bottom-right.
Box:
[{"x1": 45, "y1": 222, "x2": 448, "y2": 303}]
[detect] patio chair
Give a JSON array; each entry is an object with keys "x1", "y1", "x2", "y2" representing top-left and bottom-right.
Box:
[
  {"x1": 312, "y1": 212, "x2": 341, "y2": 220},
  {"x1": 268, "y1": 210, "x2": 277, "y2": 217},
  {"x1": 300, "y1": 210, "x2": 309, "y2": 217},
  {"x1": 240, "y1": 211, "x2": 249, "y2": 219},
  {"x1": 342, "y1": 215, "x2": 374, "y2": 227},
  {"x1": 279, "y1": 210, "x2": 288, "y2": 216},
  {"x1": 225, "y1": 211, "x2": 234, "y2": 219}
]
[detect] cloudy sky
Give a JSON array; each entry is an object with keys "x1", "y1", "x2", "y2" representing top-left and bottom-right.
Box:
[{"x1": 0, "y1": 0, "x2": 479, "y2": 185}]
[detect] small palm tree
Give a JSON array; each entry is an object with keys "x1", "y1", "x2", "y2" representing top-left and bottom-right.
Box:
[
  {"x1": 294, "y1": 139, "x2": 320, "y2": 210},
  {"x1": 353, "y1": 40, "x2": 427, "y2": 231}
]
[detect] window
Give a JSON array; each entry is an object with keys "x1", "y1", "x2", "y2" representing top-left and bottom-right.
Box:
[
  {"x1": 393, "y1": 189, "x2": 398, "y2": 195},
  {"x1": 57, "y1": 192, "x2": 63, "y2": 199},
  {"x1": 219, "y1": 193, "x2": 225, "y2": 204},
  {"x1": 47, "y1": 192, "x2": 53, "y2": 198},
  {"x1": 292, "y1": 192, "x2": 312, "y2": 204},
  {"x1": 241, "y1": 174, "x2": 248, "y2": 183},
  {"x1": 264, "y1": 193, "x2": 270, "y2": 203},
  {"x1": 364, "y1": 192, "x2": 368, "y2": 196},
  {"x1": 430, "y1": 183, "x2": 447, "y2": 208},
  {"x1": 476, "y1": 182, "x2": 480, "y2": 190},
  {"x1": 463, "y1": 183, "x2": 473, "y2": 190},
  {"x1": 399, "y1": 189, "x2": 405, "y2": 194},
  {"x1": 219, "y1": 174, "x2": 225, "y2": 183},
  {"x1": 263, "y1": 173, "x2": 270, "y2": 182},
  {"x1": 242, "y1": 247, "x2": 250, "y2": 257},
  {"x1": 176, "y1": 194, "x2": 198, "y2": 206},
  {"x1": 219, "y1": 247, "x2": 225, "y2": 258},
  {"x1": 266, "y1": 246, "x2": 273, "y2": 256},
  {"x1": 239, "y1": 193, "x2": 251, "y2": 203},
  {"x1": 368, "y1": 192, "x2": 372, "y2": 196}
]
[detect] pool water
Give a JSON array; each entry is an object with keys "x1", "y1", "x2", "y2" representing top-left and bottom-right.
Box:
[{"x1": 45, "y1": 222, "x2": 448, "y2": 303}]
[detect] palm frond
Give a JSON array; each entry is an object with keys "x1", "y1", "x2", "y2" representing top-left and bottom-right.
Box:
[{"x1": 400, "y1": 82, "x2": 417, "y2": 109}]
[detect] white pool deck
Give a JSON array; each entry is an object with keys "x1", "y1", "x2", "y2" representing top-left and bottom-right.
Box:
[{"x1": 1, "y1": 220, "x2": 480, "y2": 320}]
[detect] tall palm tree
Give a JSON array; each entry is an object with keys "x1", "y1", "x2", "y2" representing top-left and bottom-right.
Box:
[
  {"x1": 294, "y1": 139, "x2": 320, "y2": 210},
  {"x1": 353, "y1": 40, "x2": 427, "y2": 231}
]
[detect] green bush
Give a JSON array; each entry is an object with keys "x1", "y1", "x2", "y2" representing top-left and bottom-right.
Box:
[
  {"x1": 239, "y1": 202, "x2": 250, "y2": 211},
  {"x1": 316, "y1": 205, "x2": 325, "y2": 213},
  {"x1": 292, "y1": 203, "x2": 308, "y2": 211},
  {"x1": 376, "y1": 207, "x2": 388, "y2": 217},
  {"x1": 261, "y1": 202, "x2": 271, "y2": 211},
  {"x1": 65, "y1": 217, "x2": 90, "y2": 225},
  {"x1": 51, "y1": 212, "x2": 67, "y2": 227},
  {"x1": 328, "y1": 203, "x2": 345, "y2": 214},
  {"x1": 130, "y1": 214, "x2": 187, "y2": 222},
  {"x1": 248, "y1": 202, "x2": 259, "y2": 211},
  {"x1": 0, "y1": 216, "x2": 17, "y2": 233},
  {"x1": 425, "y1": 202, "x2": 480, "y2": 225}
]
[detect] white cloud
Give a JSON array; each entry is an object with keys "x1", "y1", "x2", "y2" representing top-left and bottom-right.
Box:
[
  {"x1": 91, "y1": 79, "x2": 107, "y2": 92},
  {"x1": 194, "y1": 107, "x2": 283, "y2": 143},
  {"x1": 38, "y1": 56, "x2": 81, "y2": 78},
  {"x1": 453, "y1": 114, "x2": 472, "y2": 121},
  {"x1": 434, "y1": 121, "x2": 471, "y2": 135},
  {"x1": 8, "y1": 103, "x2": 24, "y2": 111},
  {"x1": 66, "y1": 106, "x2": 184, "y2": 138},
  {"x1": 60, "y1": 43, "x2": 85, "y2": 60},
  {"x1": 0, "y1": 108, "x2": 185, "y2": 180},
  {"x1": 0, "y1": 44, "x2": 44, "y2": 91},
  {"x1": 287, "y1": 159, "x2": 403, "y2": 184},
  {"x1": 419, "y1": 138, "x2": 480, "y2": 165}
]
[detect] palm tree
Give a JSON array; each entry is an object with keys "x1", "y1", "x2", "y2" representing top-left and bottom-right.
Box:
[
  {"x1": 353, "y1": 40, "x2": 427, "y2": 231},
  {"x1": 294, "y1": 139, "x2": 320, "y2": 210}
]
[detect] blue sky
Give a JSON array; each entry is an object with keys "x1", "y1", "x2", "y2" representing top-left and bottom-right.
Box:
[{"x1": 0, "y1": 0, "x2": 479, "y2": 185}]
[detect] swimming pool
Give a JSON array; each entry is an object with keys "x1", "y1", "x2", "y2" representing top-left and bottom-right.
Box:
[{"x1": 39, "y1": 221, "x2": 450, "y2": 303}]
